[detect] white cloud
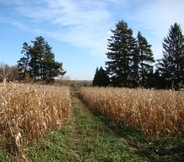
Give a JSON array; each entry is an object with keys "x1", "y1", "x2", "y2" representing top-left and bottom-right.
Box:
[
  {"x1": 1, "y1": 0, "x2": 184, "y2": 61},
  {"x1": 129, "y1": 0, "x2": 184, "y2": 59},
  {"x1": 2, "y1": 0, "x2": 112, "y2": 58}
]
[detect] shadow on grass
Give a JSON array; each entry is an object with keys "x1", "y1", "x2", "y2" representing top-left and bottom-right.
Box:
[{"x1": 85, "y1": 105, "x2": 184, "y2": 162}]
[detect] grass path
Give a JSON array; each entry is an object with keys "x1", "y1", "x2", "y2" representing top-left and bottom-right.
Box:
[{"x1": 60, "y1": 89, "x2": 146, "y2": 162}]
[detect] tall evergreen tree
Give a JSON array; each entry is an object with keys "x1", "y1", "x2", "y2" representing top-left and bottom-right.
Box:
[
  {"x1": 93, "y1": 67, "x2": 110, "y2": 87},
  {"x1": 105, "y1": 20, "x2": 137, "y2": 87},
  {"x1": 157, "y1": 23, "x2": 184, "y2": 89},
  {"x1": 137, "y1": 31, "x2": 154, "y2": 87},
  {"x1": 17, "y1": 42, "x2": 31, "y2": 80},
  {"x1": 130, "y1": 47, "x2": 140, "y2": 87},
  {"x1": 17, "y1": 36, "x2": 66, "y2": 83},
  {"x1": 29, "y1": 36, "x2": 45, "y2": 81}
]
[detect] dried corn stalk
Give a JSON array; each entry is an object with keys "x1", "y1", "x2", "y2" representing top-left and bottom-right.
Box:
[{"x1": 80, "y1": 87, "x2": 184, "y2": 141}]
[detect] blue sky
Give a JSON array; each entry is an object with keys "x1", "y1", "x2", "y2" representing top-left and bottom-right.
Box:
[{"x1": 0, "y1": 0, "x2": 184, "y2": 80}]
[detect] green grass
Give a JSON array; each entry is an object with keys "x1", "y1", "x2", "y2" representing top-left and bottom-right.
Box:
[
  {"x1": 91, "y1": 111, "x2": 184, "y2": 162},
  {"x1": 0, "y1": 149, "x2": 13, "y2": 162},
  {"x1": 72, "y1": 107, "x2": 144, "y2": 162},
  {"x1": 28, "y1": 127, "x2": 75, "y2": 162}
]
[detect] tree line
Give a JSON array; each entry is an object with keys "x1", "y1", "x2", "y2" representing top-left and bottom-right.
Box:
[
  {"x1": 93, "y1": 21, "x2": 184, "y2": 89},
  {"x1": 1, "y1": 20, "x2": 183, "y2": 88}
]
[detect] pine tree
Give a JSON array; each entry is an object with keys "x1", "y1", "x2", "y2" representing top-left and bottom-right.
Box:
[
  {"x1": 105, "y1": 20, "x2": 137, "y2": 87},
  {"x1": 29, "y1": 36, "x2": 45, "y2": 81},
  {"x1": 137, "y1": 31, "x2": 154, "y2": 87},
  {"x1": 92, "y1": 67, "x2": 99, "y2": 86},
  {"x1": 17, "y1": 36, "x2": 66, "y2": 83},
  {"x1": 130, "y1": 47, "x2": 140, "y2": 87},
  {"x1": 93, "y1": 67, "x2": 110, "y2": 87},
  {"x1": 17, "y1": 42, "x2": 31, "y2": 80},
  {"x1": 157, "y1": 23, "x2": 184, "y2": 89}
]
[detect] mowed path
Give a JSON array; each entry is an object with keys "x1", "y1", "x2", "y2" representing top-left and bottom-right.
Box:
[{"x1": 63, "y1": 89, "x2": 145, "y2": 162}]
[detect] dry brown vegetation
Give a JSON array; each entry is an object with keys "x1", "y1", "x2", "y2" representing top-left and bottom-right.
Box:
[
  {"x1": 80, "y1": 87, "x2": 184, "y2": 141},
  {"x1": 0, "y1": 82, "x2": 71, "y2": 159}
]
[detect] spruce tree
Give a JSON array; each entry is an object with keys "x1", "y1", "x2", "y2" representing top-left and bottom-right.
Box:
[
  {"x1": 157, "y1": 23, "x2": 184, "y2": 89},
  {"x1": 92, "y1": 67, "x2": 99, "y2": 86},
  {"x1": 29, "y1": 36, "x2": 45, "y2": 81},
  {"x1": 17, "y1": 42, "x2": 31, "y2": 80},
  {"x1": 93, "y1": 67, "x2": 110, "y2": 87},
  {"x1": 137, "y1": 31, "x2": 154, "y2": 87},
  {"x1": 130, "y1": 47, "x2": 140, "y2": 87},
  {"x1": 105, "y1": 20, "x2": 137, "y2": 87},
  {"x1": 17, "y1": 36, "x2": 66, "y2": 83}
]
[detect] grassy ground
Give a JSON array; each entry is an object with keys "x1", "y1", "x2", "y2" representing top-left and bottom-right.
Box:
[{"x1": 0, "y1": 88, "x2": 184, "y2": 161}]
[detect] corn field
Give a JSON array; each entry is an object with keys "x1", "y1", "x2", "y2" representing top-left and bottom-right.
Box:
[
  {"x1": 80, "y1": 87, "x2": 184, "y2": 140},
  {"x1": 0, "y1": 82, "x2": 71, "y2": 159}
]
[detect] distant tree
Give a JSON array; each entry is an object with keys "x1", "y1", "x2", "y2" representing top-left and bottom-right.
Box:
[
  {"x1": 93, "y1": 67, "x2": 110, "y2": 87},
  {"x1": 137, "y1": 31, "x2": 155, "y2": 87},
  {"x1": 17, "y1": 42, "x2": 31, "y2": 80},
  {"x1": 0, "y1": 63, "x2": 11, "y2": 82},
  {"x1": 17, "y1": 36, "x2": 66, "y2": 83},
  {"x1": 157, "y1": 23, "x2": 184, "y2": 89},
  {"x1": 0, "y1": 63, "x2": 20, "y2": 82},
  {"x1": 8, "y1": 66, "x2": 20, "y2": 81},
  {"x1": 151, "y1": 69, "x2": 166, "y2": 89},
  {"x1": 105, "y1": 20, "x2": 137, "y2": 87},
  {"x1": 70, "y1": 81, "x2": 78, "y2": 88}
]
